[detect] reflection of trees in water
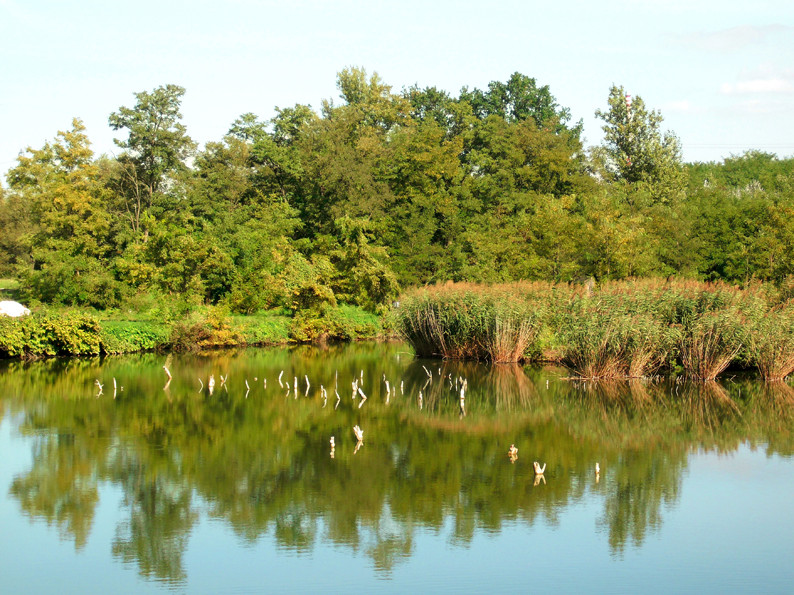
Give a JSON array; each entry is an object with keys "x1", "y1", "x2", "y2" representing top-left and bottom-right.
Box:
[
  {"x1": 2, "y1": 346, "x2": 793, "y2": 583},
  {"x1": 10, "y1": 434, "x2": 98, "y2": 550},
  {"x1": 108, "y1": 444, "x2": 197, "y2": 585}
]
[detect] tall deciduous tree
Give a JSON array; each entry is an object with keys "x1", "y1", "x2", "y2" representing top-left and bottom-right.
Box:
[
  {"x1": 594, "y1": 85, "x2": 685, "y2": 205},
  {"x1": 108, "y1": 84, "x2": 195, "y2": 234},
  {"x1": 5, "y1": 119, "x2": 119, "y2": 306}
]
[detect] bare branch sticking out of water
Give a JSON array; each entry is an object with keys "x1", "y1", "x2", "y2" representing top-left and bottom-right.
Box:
[{"x1": 422, "y1": 365, "x2": 432, "y2": 381}]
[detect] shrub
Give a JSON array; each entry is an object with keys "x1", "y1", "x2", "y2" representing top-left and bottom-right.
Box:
[
  {"x1": 290, "y1": 304, "x2": 383, "y2": 343},
  {"x1": 0, "y1": 309, "x2": 102, "y2": 357},
  {"x1": 99, "y1": 320, "x2": 169, "y2": 354}
]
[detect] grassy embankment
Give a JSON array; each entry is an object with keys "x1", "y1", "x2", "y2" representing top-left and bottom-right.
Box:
[
  {"x1": 0, "y1": 280, "x2": 386, "y2": 358},
  {"x1": 396, "y1": 278, "x2": 794, "y2": 382}
]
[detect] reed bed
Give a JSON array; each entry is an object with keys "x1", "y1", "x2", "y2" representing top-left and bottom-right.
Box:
[
  {"x1": 397, "y1": 284, "x2": 544, "y2": 362},
  {"x1": 745, "y1": 301, "x2": 794, "y2": 382},
  {"x1": 397, "y1": 278, "x2": 794, "y2": 382}
]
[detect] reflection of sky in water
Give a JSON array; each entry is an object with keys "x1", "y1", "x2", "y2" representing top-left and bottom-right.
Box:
[{"x1": 1, "y1": 345, "x2": 793, "y2": 593}]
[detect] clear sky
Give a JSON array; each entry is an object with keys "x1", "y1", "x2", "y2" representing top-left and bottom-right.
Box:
[{"x1": 1, "y1": 0, "x2": 793, "y2": 176}]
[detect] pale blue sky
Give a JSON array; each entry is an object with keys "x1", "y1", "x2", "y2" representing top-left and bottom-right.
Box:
[{"x1": 1, "y1": 0, "x2": 793, "y2": 175}]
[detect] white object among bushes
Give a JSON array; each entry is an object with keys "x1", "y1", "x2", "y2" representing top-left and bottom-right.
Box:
[{"x1": 0, "y1": 301, "x2": 31, "y2": 317}]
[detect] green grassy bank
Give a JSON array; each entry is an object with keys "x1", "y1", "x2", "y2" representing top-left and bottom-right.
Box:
[{"x1": 0, "y1": 302, "x2": 386, "y2": 358}]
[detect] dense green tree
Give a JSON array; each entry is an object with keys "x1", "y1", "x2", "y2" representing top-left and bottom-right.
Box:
[
  {"x1": 5, "y1": 119, "x2": 120, "y2": 306},
  {"x1": 594, "y1": 85, "x2": 685, "y2": 205},
  {"x1": 461, "y1": 72, "x2": 582, "y2": 137},
  {"x1": 108, "y1": 84, "x2": 196, "y2": 235}
]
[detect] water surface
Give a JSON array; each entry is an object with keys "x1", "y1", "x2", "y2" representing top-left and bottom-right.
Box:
[{"x1": 0, "y1": 343, "x2": 792, "y2": 593}]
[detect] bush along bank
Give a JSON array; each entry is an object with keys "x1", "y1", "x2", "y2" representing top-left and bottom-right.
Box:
[
  {"x1": 0, "y1": 304, "x2": 387, "y2": 358},
  {"x1": 396, "y1": 278, "x2": 794, "y2": 382}
]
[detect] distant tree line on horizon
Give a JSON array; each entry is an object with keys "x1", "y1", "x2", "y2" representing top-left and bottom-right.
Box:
[{"x1": 1, "y1": 67, "x2": 793, "y2": 313}]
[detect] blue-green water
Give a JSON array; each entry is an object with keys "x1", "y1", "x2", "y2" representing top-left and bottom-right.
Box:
[{"x1": 0, "y1": 343, "x2": 792, "y2": 593}]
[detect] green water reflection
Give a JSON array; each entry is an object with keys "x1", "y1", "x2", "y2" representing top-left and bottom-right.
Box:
[{"x1": 0, "y1": 342, "x2": 792, "y2": 586}]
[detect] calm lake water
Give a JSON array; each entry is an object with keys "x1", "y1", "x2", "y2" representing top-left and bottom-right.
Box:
[{"x1": 0, "y1": 342, "x2": 792, "y2": 594}]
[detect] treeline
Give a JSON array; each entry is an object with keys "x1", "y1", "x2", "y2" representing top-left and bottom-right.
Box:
[{"x1": 2, "y1": 68, "x2": 794, "y2": 315}]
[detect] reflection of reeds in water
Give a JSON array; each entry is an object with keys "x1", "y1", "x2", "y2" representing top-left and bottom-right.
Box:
[
  {"x1": 400, "y1": 360, "x2": 538, "y2": 431},
  {"x1": 764, "y1": 381, "x2": 794, "y2": 405},
  {"x1": 679, "y1": 381, "x2": 742, "y2": 448},
  {"x1": 572, "y1": 379, "x2": 660, "y2": 415}
]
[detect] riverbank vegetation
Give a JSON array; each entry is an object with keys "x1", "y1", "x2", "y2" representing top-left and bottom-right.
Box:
[
  {"x1": 1, "y1": 68, "x2": 794, "y2": 359},
  {"x1": 397, "y1": 278, "x2": 794, "y2": 381},
  {"x1": 0, "y1": 302, "x2": 382, "y2": 358}
]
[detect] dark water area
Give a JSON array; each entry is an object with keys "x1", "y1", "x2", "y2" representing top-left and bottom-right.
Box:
[{"x1": 0, "y1": 342, "x2": 792, "y2": 593}]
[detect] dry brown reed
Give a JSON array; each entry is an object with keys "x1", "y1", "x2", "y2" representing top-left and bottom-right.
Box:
[{"x1": 679, "y1": 311, "x2": 744, "y2": 381}]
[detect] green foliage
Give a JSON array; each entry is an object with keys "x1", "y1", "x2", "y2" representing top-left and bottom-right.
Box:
[
  {"x1": 99, "y1": 320, "x2": 169, "y2": 354},
  {"x1": 0, "y1": 310, "x2": 101, "y2": 357},
  {"x1": 290, "y1": 304, "x2": 383, "y2": 343},
  {"x1": 594, "y1": 85, "x2": 685, "y2": 205},
  {"x1": 167, "y1": 307, "x2": 241, "y2": 352},
  {"x1": 3, "y1": 74, "x2": 794, "y2": 328},
  {"x1": 231, "y1": 310, "x2": 292, "y2": 345}
]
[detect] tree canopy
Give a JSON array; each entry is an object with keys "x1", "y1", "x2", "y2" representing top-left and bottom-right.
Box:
[{"x1": 2, "y1": 71, "x2": 793, "y2": 313}]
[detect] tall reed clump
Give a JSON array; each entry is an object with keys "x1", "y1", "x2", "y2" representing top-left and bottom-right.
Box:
[
  {"x1": 745, "y1": 301, "x2": 794, "y2": 382},
  {"x1": 559, "y1": 298, "x2": 675, "y2": 379},
  {"x1": 678, "y1": 309, "x2": 746, "y2": 381},
  {"x1": 397, "y1": 284, "x2": 545, "y2": 362}
]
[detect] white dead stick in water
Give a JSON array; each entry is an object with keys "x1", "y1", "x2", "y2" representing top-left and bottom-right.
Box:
[
  {"x1": 198, "y1": 378, "x2": 204, "y2": 393},
  {"x1": 278, "y1": 370, "x2": 284, "y2": 388},
  {"x1": 209, "y1": 375, "x2": 215, "y2": 395},
  {"x1": 305, "y1": 375, "x2": 310, "y2": 397},
  {"x1": 400, "y1": 380, "x2": 404, "y2": 395},
  {"x1": 422, "y1": 366, "x2": 432, "y2": 382},
  {"x1": 95, "y1": 379, "x2": 103, "y2": 397},
  {"x1": 294, "y1": 376, "x2": 298, "y2": 399},
  {"x1": 418, "y1": 391, "x2": 423, "y2": 410},
  {"x1": 163, "y1": 365, "x2": 173, "y2": 391},
  {"x1": 321, "y1": 385, "x2": 327, "y2": 408},
  {"x1": 245, "y1": 379, "x2": 250, "y2": 398},
  {"x1": 335, "y1": 387, "x2": 341, "y2": 410},
  {"x1": 357, "y1": 386, "x2": 368, "y2": 408},
  {"x1": 353, "y1": 424, "x2": 364, "y2": 454}
]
